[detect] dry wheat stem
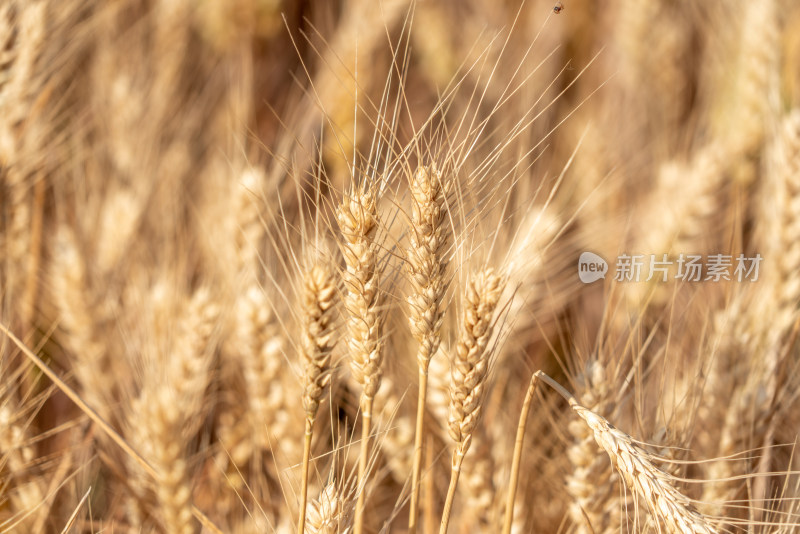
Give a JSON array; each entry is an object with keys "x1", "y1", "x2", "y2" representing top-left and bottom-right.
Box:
[
  {"x1": 406, "y1": 164, "x2": 449, "y2": 533},
  {"x1": 299, "y1": 421, "x2": 314, "y2": 534},
  {"x1": 502, "y1": 372, "x2": 539, "y2": 534},
  {"x1": 337, "y1": 184, "x2": 382, "y2": 534},
  {"x1": 535, "y1": 371, "x2": 718, "y2": 534},
  {"x1": 440, "y1": 447, "x2": 465, "y2": 534}
]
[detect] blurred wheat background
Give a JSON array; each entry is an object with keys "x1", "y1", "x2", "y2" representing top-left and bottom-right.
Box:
[{"x1": 2, "y1": 0, "x2": 800, "y2": 532}]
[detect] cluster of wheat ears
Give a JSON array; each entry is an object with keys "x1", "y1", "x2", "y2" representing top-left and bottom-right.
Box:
[{"x1": 2, "y1": 0, "x2": 800, "y2": 533}]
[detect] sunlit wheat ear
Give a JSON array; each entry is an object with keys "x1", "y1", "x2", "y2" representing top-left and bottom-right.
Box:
[
  {"x1": 338, "y1": 185, "x2": 383, "y2": 400},
  {"x1": 305, "y1": 481, "x2": 354, "y2": 534},
  {"x1": 298, "y1": 262, "x2": 339, "y2": 534},
  {"x1": 130, "y1": 387, "x2": 196, "y2": 534},
  {"x1": 576, "y1": 406, "x2": 717, "y2": 534},
  {"x1": 766, "y1": 111, "x2": 800, "y2": 346},
  {"x1": 407, "y1": 164, "x2": 450, "y2": 371},
  {"x1": 233, "y1": 166, "x2": 267, "y2": 277},
  {"x1": 301, "y1": 262, "x2": 340, "y2": 421},
  {"x1": 448, "y1": 268, "x2": 504, "y2": 449},
  {"x1": 702, "y1": 112, "x2": 800, "y2": 519},
  {"x1": 441, "y1": 268, "x2": 505, "y2": 534},
  {"x1": 406, "y1": 163, "x2": 450, "y2": 532},
  {"x1": 536, "y1": 372, "x2": 718, "y2": 534},
  {"x1": 336, "y1": 183, "x2": 382, "y2": 534}
]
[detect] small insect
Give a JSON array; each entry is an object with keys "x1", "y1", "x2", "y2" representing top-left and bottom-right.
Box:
[{"x1": 553, "y1": 1, "x2": 564, "y2": 14}]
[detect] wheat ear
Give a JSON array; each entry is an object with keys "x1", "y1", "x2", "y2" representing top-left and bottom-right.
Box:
[
  {"x1": 406, "y1": 164, "x2": 449, "y2": 533},
  {"x1": 129, "y1": 287, "x2": 218, "y2": 534},
  {"x1": 536, "y1": 371, "x2": 718, "y2": 534},
  {"x1": 305, "y1": 481, "x2": 354, "y2": 534},
  {"x1": 298, "y1": 263, "x2": 338, "y2": 534},
  {"x1": 337, "y1": 184, "x2": 382, "y2": 534},
  {"x1": 441, "y1": 268, "x2": 504, "y2": 534},
  {"x1": 565, "y1": 361, "x2": 620, "y2": 533}
]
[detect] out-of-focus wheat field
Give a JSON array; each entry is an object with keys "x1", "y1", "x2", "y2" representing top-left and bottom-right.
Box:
[{"x1": 2, "y1": 0, "x2": 800, "y2": 532}]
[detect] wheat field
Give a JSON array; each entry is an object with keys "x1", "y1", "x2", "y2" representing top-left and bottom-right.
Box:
[{"x1": 2, "y1": 0, "x2": 800, "y2": 532}]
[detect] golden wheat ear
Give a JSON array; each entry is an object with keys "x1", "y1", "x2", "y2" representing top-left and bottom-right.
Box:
[
  {"x1": 305, "y1": 481, "x2": 354, "y2": 534},
  {"x1": 337, "y1": 183, "x2": 383, "y2": 534},
  {"x1": 406, "y1": 163, "x2": 450, "y2": 533},
  {"x1": 298, "y1": 262, "x2": 339, "y2": 534},
  {"x1": 535, "y1": 371, "x2": 719, "y2": 534},
  {"x1": 441, "y1": 267, "x2": 505, "y2": 534}
]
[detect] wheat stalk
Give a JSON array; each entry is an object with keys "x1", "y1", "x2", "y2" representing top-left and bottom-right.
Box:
[
  {"x1": 298, "y1": 262, "x2": 339, "y2": 534},
  {"x1": 441, "y1": 267, "x2": 504, "y2": 534},
  {"x1": 406, "y1": 163, "x2": 449, "y2": 533},
  {"x1": 337, "y1": 183, "x2": 382, "y2": 534}
]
